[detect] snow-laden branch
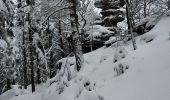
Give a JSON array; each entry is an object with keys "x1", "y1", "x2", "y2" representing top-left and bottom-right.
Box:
[{"x1": 41, "y1": 6, "x2": 70, "y2": 25}]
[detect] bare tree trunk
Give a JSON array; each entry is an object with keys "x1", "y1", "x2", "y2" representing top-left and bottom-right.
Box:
[
  {"x1": 23, "y1": 32, "x2": 28, "y2": 89},
  {"x1": 143, "y1": 0, "x2": 147, "y2": 18},
  {"x1": 36, "y1": 52, "x2": 41, "y2": 84},
  {"x1": 37, "y1": 68, "x2": 41, "y2": 84},
  {"x1": 125, "y1": 0, "x2": 137, "y2": 50},
  {"x1": 26, "y1": 0, "x2": 35, "y2": 92},
  {"x1": 6, "y1": 79, "x2": 11, "y2": 91},
  {"x1": 17, "y1": 0, "x2": 28, "y2": 89},
  {"x1": 29, "y1": 23, "x2": 35, "y2": 93},
  {"x1": 68, "y1": 0, "x2": 84, "y2": 71},
  {"x1": 47, "y1": 18, "x2": 53, "y2": 78},
  {"x1": 91, "y1": 22, "x2": 94, "y2": 52},
  {"x1": 58, "y1": 19, "x2": 65, "y2": 57}
]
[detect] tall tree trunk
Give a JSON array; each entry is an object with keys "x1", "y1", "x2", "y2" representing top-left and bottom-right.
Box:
[
  {"x1": 29, "y1": 23, "x2": 35, "y2": 93},
  {"x1": 58, "y1": 19, "x2": 64, "y2": 57},
  {"x1": 68, "y1": 0, "x2": 84, "y2": 71},
  {"x1": 26, "y1": 0, "x2": 35, "y2": 92},
  {"x1": 5, "y1": 46, "x2": 12, "y2": 91},
  {"x1": 23, "y1": 32, "x2": 28, "y2": 89},
  {"x1": 6, "y1": 79, "x2": 11, "y2": 91},
  {"x1": 80, "y1": 15, "x2": 86, "y2": 49},
  {"x1": 17, "y1": 0, "x2": 28, "y2": 89},
  {"x1": 143, "y1": 0, "x2": 147, "y2": 18},
  {"x1": 47, "y1": 18, "x2": 53, "y2": 78},
  {"x1": 49, "y1": 53, "x2": 53, "y2": 78},
  {"x1": 125, "y1": 0, "x2": 137, "y2": 50},
  {"x1": 90, "y1": 22, "x2": 94, "y2": 51},
  {"x1": 36, "y1": 52, "x2": 41, "y2": 84},
  {"x1": 30, "y1": 22, "x2": 35, "y2": 93}
]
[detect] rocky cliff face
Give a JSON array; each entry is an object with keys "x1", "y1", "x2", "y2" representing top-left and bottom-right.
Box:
[{"x1": 94, "y1": 0, "x2": 125, "y2": 27}]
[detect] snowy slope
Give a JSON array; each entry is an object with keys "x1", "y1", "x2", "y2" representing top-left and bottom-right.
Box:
[
  {"x1": 1, "y1": 15, "x2": 170, "y2": 100},
  {"x1": 80, "y1": 15, "x2": 170, "y2": 100}
]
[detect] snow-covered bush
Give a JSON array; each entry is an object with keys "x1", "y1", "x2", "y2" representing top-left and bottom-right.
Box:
[
  {"x1": 83, "y1": 80, "x2": 96, "y2": 91},
  {"x1": 56, "y1": 78, "x2": 66, "y2": 94},
  {"x1": 75, "y1": 76, "x2": 96, "y2": 92},
  {"x1": 46, "y1": 59, "x2": 71, "y2": 94},
  {"x1": 73, "y1": 76, "x2": 101, "y2": 100},
  {"x1": 105, "y1": 36, "x2": 117, "y2": 47},
  {"x1": 99, "y1": 55, "x2": 109, "y2": 63},
  {"x1": 113, "y1": 46, "x2": 127, "y2": 63},
  {"x1": 164, "y1": 10, "x2": 170, "y2": 17},
  {"x1": 113, "y1": 62, "x2": 129, "y2": 76},
  {"x1": 140, "y1": 34, "x2": 156, "y2": 44},
  {"x1": 78, "y1": 89, "x2": 101, "y2": 100}
]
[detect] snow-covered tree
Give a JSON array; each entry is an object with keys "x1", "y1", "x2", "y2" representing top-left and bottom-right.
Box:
[
  {"x1": 0, "y1": 0, "x2": 16, "y2": 94},
  {"x1": 67, "y1": 0, "x2": 84, "y2": 71}
]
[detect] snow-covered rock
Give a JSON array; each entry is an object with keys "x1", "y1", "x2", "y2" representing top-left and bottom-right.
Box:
[
  {"x1": 113, "y1": 62, "x2": 129, "y2": 76},
  {"x1": 105, "y1": 36, "x2": 117, "y2": 47},
  {"x1": 140, "y1": 34, "x2": 156, "y2": 44},
  {"x1": 113, "y1": 46, "x2": 127, "y2": 63}
]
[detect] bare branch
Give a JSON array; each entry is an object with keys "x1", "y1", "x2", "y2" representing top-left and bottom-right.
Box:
[{"x1": 41, "y1": 6, "x2": 70, "y2": 25}]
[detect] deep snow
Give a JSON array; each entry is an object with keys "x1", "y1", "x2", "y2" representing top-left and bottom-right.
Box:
[{"x1": 1, "y1": 15, "x2": 170, "y2": 100}]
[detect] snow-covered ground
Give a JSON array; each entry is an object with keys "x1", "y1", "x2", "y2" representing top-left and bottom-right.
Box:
[{"x1": 1, "y1": 15, "x2": 170, "y2": 100}]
